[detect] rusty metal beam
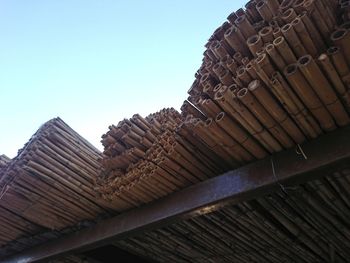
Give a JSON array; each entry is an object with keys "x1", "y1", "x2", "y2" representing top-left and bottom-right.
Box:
[{"x1": 2, "y1": 126, "x2": 350, "y2": 263}]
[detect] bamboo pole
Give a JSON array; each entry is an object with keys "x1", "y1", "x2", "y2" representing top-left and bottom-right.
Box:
[
  {"x1": 281, "y1": 23, "x2": 307, "y2": 58},
  {"x1": 237, "y1": 88, "x2": 295, "y2": 148},
  {"x1": 247, "y1": 34, "x2": 264, "y2": 57},
  {"x1": 273, "y1": 36, "x2": 297, "y2": 64},
  {"x1": 235, "y1": 15, "x2": 257, "y2": 40},
  {"x1": 292, "y1": 17, "x2": 318, "y2": 57},
  {"x1": 224, "y1": 26, "x2": 251, "y2": 57},
  {"x1": 298, "y1": 55, "x2": 350, "y2": 126},
  {"x1": 259, "y1": 26, "x2": 274, "y2": 43},
  {"x1": 331, "y1": 28, "x2": 350, "y2": 63},
  {"x1": 270, "y1": 72, "x2": 322, "y2": 138},
  {"x1": 256, "y1": 0, "x2": 274, "y2": 22},
  {"x1": 215, "y1": 112, "x2": 268, "y2": 159},
  {"x1": 318, "y1": 53, "x2": 350, "y2": 113},
  {"x1": 248, "y1": 79, "x2": 306, "y2": 144},
  {"x1": 266, "y1": 43, "x2": 286, "y2": 72},
  {"x1": 284, "y1": 64, "x2": 337, "y2": 131}
]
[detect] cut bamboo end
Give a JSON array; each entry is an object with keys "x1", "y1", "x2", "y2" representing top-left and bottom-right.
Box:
[
  {"x1": 282, "y1": 8, "x2": 297, "y2": 23},
  {"x1": 247, "y1": 34, "x2": 264, "y2": 57},
  {"x1": 273, "y1": 36, "x2": 297, "y2": 64},
  {"x1": 259, "y1": 26, "x2": 274, "y2": 43},
  {"x1": 298, "y1": 55, "x2": 350, "y2": 126},
  {"x1": 284, "y1": 63, "x2": 337, "y2": 132},
  {"x1": 331, "y1": 28, "x2": 350, "y2": 62},
  {"x1": 256, "y1": 0, "x2": 274, "y2": 22},
  {"x1": 234, "y1": 15, "x2": 257, "y2": 40}
]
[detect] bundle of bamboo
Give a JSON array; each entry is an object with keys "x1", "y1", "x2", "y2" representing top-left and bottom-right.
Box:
[
  {"x1": 0, "y1": 155, "x2": 10, "y2": 171},
  {"x1": 2, "y1": 0, "x2": 350, "y2": 257},
  {"x1": 0, "y1": 118, "x2": 117, "y2": 248},
  {"x1": 98, "y1": 0, "x2": 350, "y2": 208},
  {"x1": 100, "y1": 109, "x2": 181, "y2": 173},
  {"x1": 96, "y1": 108, "x2": 230, "y2": 209},
  {"x1": 185, "y1": 0, "x2": 350, "y2": 157}
]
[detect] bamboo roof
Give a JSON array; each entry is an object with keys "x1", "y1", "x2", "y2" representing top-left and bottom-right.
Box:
[{"x1": 1, "y1": 0, "x2": 350, "y2": 261}]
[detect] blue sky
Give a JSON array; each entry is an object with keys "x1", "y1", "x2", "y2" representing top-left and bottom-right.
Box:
[{"x1": 0, "y1": 0, "x2": 245, "y2": 157}]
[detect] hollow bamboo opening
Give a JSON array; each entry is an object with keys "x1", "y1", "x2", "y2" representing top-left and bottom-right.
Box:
[{"x1": 331, "y1": 29, "x2": 347, "y2": 41}]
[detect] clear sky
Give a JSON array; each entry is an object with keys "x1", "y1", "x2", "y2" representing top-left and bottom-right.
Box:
[{"x1": 0, "y1": 0, "x2": 245, "y2": 158}]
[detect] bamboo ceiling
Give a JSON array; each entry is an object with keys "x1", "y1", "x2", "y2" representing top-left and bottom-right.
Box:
[
  {"x1": 0, "y1": 118, "x2": 122, "y2": 253},
  {"x1": 114, "y1": 168, "x2": 350, "y2": 262}
]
